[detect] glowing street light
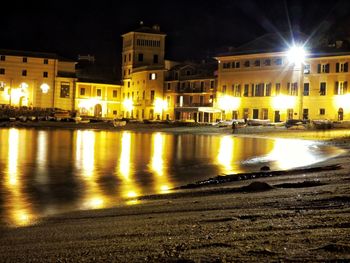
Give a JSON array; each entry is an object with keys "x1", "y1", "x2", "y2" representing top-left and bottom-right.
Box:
[{"x1": 287, "y1": 45, "x2": 306, "y2": 67}]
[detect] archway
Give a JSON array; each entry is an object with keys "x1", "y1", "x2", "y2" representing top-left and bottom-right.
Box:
[
  {"x1": 338, "y1": 108, "x2": 344, "y2": 121},
  {"x1": 94, "y1": 104, "x2": 102, "y2": 117}
]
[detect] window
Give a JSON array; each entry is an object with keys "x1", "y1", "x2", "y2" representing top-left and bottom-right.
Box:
[
  {"x1": 200, "y1": 81, "x2": 204, "y2": 92},
  {"x1": 254, "y1": 83, "x2": 264, "y2": 96},
  {"x1": 138, "y1": 53, "x2": 143, "y2": 62},
  {"x1": 96, "y1": 89, "x2": 102, "y2": 97},
  {"x1": 320, "y1": 82, "x2": 326, "y2": 95},
  {"x1": 336, "y1": 62, "x2": 349, "y2": 73},
  {"x1": 113, "y1": 110, "x2": 117, "y2": 115},
  {"x1": 222, "y1": 85, "x2": 226, "y2": 93},
  {"x1": 244, "y1": 60, "x2": 250, "y2": 67},
  {"x1": 304, "y1": 64, "x2": 310, "y2": 74},
  {"x1": 303, "y1": 83, "x2": 310, "y2": 96},
  {"x1": 223, "y1": 62, "x2": 231, "y2": 69},
  {"x1": 210, "y1": 80, "x2": 214, "y2": 89},
  {"x1": 303, "y1": 109, "x2": 309, "y2": 120},
  {"x1": 0, "y1": 81, "x2": 5, "y2": 91},
  {"x1": 80, "y1": 87, "x2": 86, "y2": 96},
  {"x1": 232, "y1": 61, "x2": 240, "y2": 68},
  {"x1": 23, "y1": 57, "x2": 27, "y2": 63},
  {"x1": 22, "y1": 69, "x2": 27, "y2": 76},
  {"x1": 0, "y1": 55, "x2": 5, "y2": 61},
  {"x1": 334, "y1": 81, "x2": 348, "y2": 95},
  {"x1": 234, "y1": 84, "x2": 241, "y2": 97},
  {"x1": 264, "y1": 59, "x2": 271, "y2": 66},
  {"x1": 167, "y1": 83, "x2": 171, "y2": 90},
  {"x1": 265, "y1": 83, "x2": 271, "y2": 96},
  {"x1": 60, "y1": 82, "x2": 70, "y2": 98},
  {"x1": 0, "y1": 68, "x2": 5, "y2": 75},
  {"x1": 149, "y1": 73, "x2": 157, "y2": 80},
  {"x1": 261, "y1": 109, "x2": 268, "y2": 120},
  {"x1": 43, "y1": 72, "x2": 48, "y2": 78},
  {"x1": 44, "y1": 59, "x2": 48, "y2": 64},
  {"x1": 275, "y1": 83, "x2": 281, "y2": 95},
  {"x1": 243, "y1": 84, "x2": 249, "y2": 97},
  {"x1": 127, "y1": 82, "x2": 130, "y2": 88},
  {"x1": 320, "y1": 108, "x2": 325, "y2": 115},
  {"x1": 288, "y1": 82, "x2": 298, "y2": 96},
  {"x1": 124, "y1": 55, "x2": 126, "y2": 63},
  {"x1": 128, "y1": 53, "x2": 131, "y2": 62},
  {"x1": 153, "y1": 54, "x2": 158, "y2": 64},
  {"x1": 275, "y1": 58, "x2": 282, "y2": 65},
  {"x1": 254, "y1": 60, "x2": 260, "y2": 67},
  {"x1": 318, "y1": 63, "x2": 330, "y2": 73},
  {"x1": 128, "y1": 69, "x2": 131, "y2": 75},
  {"x1": 150, "y1": 90, "x2": 155, "y2": 102},
  {"x1": 253, "y1": 109, "x2": 259, "y2": 119}
]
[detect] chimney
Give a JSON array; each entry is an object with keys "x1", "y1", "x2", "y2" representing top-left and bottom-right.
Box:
[
  {"x1": 336, "y1": 40, "x2": 343, "y2": 49},
  {"x1": 152, "y1": 24, "x2": 160, "y2": 31}
]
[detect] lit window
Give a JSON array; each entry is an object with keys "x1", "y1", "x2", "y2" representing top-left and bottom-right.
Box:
[
  {"x1": 150, "y1": 73, "x2": 157, "y2": 80},
  {"x1": 60, "y1": 82, "x2": 70, "y2": 98},
  {"x1": 80, "y1": 88, "x2": 86, "y2": 96},
  {"x1": 304, "y1": 64, "x2": 310, "y2": 74}
]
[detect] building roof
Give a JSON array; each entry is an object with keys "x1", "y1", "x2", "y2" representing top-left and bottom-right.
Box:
[
  {"x1": 216, "y1": 31, "x2": 350, "y2": 58},
  {"x1": 122, "y1": 23, "x2": 166, "y2": 36},
  {"x1": 0, "y1": 49, "x2": 75, "y2": 61}
]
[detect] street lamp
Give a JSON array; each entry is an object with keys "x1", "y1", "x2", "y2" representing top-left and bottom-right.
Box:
[
  {"x1": 287, "y1": 45, "x2": 306, "y2": 120},
  {"x1": 287, "y1": 45, "x2": 306, "y2": 68}
]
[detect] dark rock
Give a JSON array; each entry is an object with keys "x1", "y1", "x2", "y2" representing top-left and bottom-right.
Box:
[
  {"x1": 240, "y1": 181, "x2": 274, "y2": 192},
  {"x1": 260, "y1": 165, "x2": 270, "y2": 171}
]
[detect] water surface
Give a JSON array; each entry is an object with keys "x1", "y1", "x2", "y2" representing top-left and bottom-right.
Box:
[{"x1": 0, "y1": 128, "x2": 343, "y2": 226}]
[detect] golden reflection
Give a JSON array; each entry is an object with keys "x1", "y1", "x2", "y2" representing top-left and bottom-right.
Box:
[
  {"x1": 5, "y1": 129, "x2": 35, "y2": 226},
  {"x1": 36, "y1": 131, "x2": 48, "y2": 184},
  {"x1": 76, "y1": 130, "x2": 106, "y2": 209},
  {"x1": 268, "y1": 139, "x2": 317, "y2": 170},
  {"x1": 150, "y1": 133, "x2": 173, "y2": 194},
  {"x1": 117, "y1": 132, "x2": 140, "y2": 204},
  {"x1": 217, "y1": 135, "x2": 234, "y2": 173}
]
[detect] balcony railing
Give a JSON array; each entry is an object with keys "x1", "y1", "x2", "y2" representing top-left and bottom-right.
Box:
[{"x1": 175, "y1": 102, "x2": 213, "y2": 108}]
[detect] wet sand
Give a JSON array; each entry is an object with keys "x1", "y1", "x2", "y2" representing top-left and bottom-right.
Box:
[{"x1": 1, "y1": 122, "x2": 350, "y2": 262}]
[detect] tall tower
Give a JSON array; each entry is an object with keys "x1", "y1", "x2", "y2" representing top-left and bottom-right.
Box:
[{"x1": 121, "y1": 23, "x2": 167, "y2": 120}]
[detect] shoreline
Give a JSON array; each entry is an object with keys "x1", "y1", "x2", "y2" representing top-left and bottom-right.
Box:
[{"x1": 1, "y1": 122, "x2": 350, "y2": 261}]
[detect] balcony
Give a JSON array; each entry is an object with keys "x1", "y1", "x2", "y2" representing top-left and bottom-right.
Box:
[{"x1": 175, "y1": 102, "x2": 213, "y2": 108}]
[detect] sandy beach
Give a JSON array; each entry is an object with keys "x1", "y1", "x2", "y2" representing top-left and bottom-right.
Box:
[{"x1": 0, "y1": 122, "x2": 350, "y2": 262}]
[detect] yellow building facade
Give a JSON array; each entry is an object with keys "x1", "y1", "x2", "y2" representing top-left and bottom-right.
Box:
[
  {"x1": 120, "y1": 24, "x2": 167, "y2": 120},
  {"x1": 216, "y1": 50, "x2": 350, "y2": 122},
  {"x1": 0, "y1": 50, "x2": 122, "y2": 119}
]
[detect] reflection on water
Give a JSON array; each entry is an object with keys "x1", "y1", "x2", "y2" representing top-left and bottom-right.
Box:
[
  {"x1": 0, "y1": 128, "x2": 344, "y2": 226},
  {"x1": 4, "y1": 129, "x2": 35, "y2": 226}
]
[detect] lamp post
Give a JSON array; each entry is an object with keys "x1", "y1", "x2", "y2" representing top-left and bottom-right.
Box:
[{"x1": 287, "y1": 45, "x2": 306, "y2": 120}]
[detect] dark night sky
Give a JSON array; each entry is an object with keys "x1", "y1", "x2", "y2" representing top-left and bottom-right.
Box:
[{"x1": 1, "y1": 0, "x2": 350, "y2": 77}]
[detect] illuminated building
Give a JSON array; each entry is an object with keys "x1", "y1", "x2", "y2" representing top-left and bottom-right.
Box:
[
  {"x1": 0, "y1": 49, "x2": 76, "y2": 109},
  {"x1": 121, "y1": 23, "x2": 166, "y2": 120},
  {"x1": 1, "y1": 29, "x2": 350, "y2": 122},
  {"x1": 164, "y1": 61, "x2": 221, "y2": 122},
  {"x1": 215, "y1": 33, "x2": 350, "y2": 122}
]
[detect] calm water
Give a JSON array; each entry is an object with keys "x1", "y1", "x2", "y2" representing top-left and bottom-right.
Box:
[{"x1": 0, "y1": 128, "x2": 344, "y2": 227}]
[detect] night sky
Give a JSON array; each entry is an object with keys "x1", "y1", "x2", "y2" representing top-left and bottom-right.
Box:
[{"x1": 1, "y1": 0, "x2": 350, "y2": 77}]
